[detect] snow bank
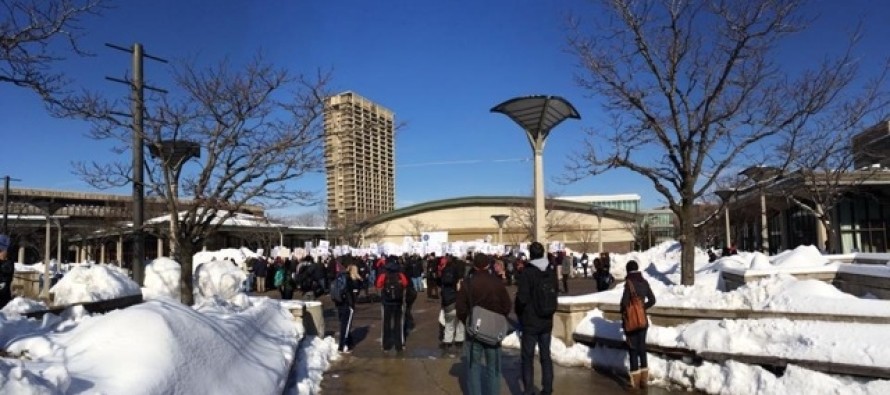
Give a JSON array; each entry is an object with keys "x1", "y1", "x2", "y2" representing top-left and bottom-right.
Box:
[
  {"x1": 144, "y1": 257, "x2": 182, "y2": 300},
  {"x1": 50, "y1": 264, "x2": 141, "y2": 305},
  {"x1": 194, "y1": 259, "x2": 248, "y2": 307},
  {"x1": 193, "y1": 247, "x2": 261, "y2": 272},
  {"x1": 287, "y1": 336, "x2": 340, "y2": 395},
  {"x1": 0, "y1": 297, "x2": 48, "y2": 315}
]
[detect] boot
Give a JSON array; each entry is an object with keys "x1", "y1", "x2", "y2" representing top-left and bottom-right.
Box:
[
  {"x1": 638, "y1": 368, "x2": 649, "y2": 388},
  {"x1": 628, "y1": 370, "x2": 640, "y2": 389}
]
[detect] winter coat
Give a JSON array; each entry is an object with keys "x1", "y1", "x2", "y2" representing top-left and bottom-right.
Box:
[
  {"x1": 515, "y1": 257, "x2": 558, "y2": 333},
  {"x1": 456, "y1": 268, "x2": 512, "y2": 327},
  {"x1": 620, "y1": 271, "x2": 657, "y2": 329}
]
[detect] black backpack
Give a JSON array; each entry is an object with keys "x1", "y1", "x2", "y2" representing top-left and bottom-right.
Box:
[
  {"x1": 440, "y1": 264, "x2": 457, "y2": 287},
  {"x1": 382, "y1": 273, "x2": 405, "y2": 304},
  {"x1": 532, "y1": 266, "x2": 558, "y2": 317},
  {"x1": 330, "y1": 272, "x2": 348, "y2": 303}
]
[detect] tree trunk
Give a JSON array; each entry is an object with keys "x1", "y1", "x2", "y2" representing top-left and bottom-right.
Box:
[
  {"x1": 177, "y1": 242, "x2": 196, "y2": 305},
  {"x1": 679, "y1": 204, "x2": 696, "y2": 286}
]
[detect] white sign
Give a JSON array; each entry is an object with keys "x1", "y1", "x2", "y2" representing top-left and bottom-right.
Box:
[
  {"x1": 421, "y1": 231, "x2": 449, "y2": 245},
  {"x1": 318, "y1": 240, "x2": 330, "y2": 249}
]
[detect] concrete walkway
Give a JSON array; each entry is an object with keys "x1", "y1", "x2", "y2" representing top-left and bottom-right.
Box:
[{"x1": 313, "y1": 277, "x2": 688, "y2": 394}]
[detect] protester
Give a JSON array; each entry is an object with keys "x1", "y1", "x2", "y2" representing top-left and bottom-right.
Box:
[
  {"x1": 439, "y1": 256, "x2": 464, "y2": 356},
  {"x1": 0, "y1": 235, "x2": 14, "y2": 309},
  {"x1": 251, "y1": 257, "x2": 267, "y2": 293},
  {"x1": 335, "y1": 260, "x2": 362, "y2": 353},
  {"x1": 580, "y1": 252, "x2": 590, "y2": 278},
  {"x1": 376, "y1": 256, "x2": 409, "y2": 354},
  {"x1": 516, "y1": 241, "x2": 558, "y2": 395},
  {"x1": 456, "y1": 253, "x2": 512, "y2": 395},
  {"x1": 593, "y1": 258, "x2": 614, "y2": 292},
  {"x1": 621, "y1": 260, "x2": 657, "y2": 389},
  {"x1": 560, "y1": 250, "x2": 572, "y2": 294},
  {"x1": 425, "y1": 254, "x2": 439, "y2": 300}
]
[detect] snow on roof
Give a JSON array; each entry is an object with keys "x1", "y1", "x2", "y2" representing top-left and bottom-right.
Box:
[{"x1": 144, "y1": 210, "x2": 284, "y2": 228}]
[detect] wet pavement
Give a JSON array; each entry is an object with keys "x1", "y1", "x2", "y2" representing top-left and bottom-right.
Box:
[{"x1": 308, "y1": 277, "x2": 691, "y2": 395}]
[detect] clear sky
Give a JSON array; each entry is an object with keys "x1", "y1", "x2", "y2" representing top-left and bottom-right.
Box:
[{"x1": 3, "y1": 0, "x2": 889, "y2": 215}]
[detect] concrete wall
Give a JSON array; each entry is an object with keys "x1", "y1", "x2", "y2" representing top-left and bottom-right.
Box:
[{"x1": 367, "y1": 205, "x2": 636, "y2": 252}]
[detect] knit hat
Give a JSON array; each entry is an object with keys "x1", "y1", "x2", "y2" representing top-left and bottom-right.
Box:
[
  {"x1": 473, "y1": 253, "x2": 490, "y2": 269},
  {"x1": 0, "y1": 234, "x2": 9, "y2": 252}
]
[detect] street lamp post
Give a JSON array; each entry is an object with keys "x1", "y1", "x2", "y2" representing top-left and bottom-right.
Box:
[
  {"x1": 592, "y1": 206, "x2": 606, "y2": 253},
  {"x1": 149, "y1": 139, "x2": 200, "y2": 260},
  {"x1": 492, "y1": 96, "x2": 580, "y2": 244},
  {"x1": 491, "y1": 214, "x2": 509, "y2": 245},
  {"x1": 715, "y1": 190, "x2": 736, "y2": 249}
]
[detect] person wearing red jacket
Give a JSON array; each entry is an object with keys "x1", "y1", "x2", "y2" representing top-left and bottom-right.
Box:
[{"x1": 375, "y1": 256, "x2": 409, "y2": 353}]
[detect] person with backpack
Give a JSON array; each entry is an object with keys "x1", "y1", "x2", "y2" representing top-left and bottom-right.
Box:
[
  {"x1": 375, "y1": 256, "x2": 409, "y2": 354},
  {"x1": 456, "y1": 253, "x2": 512, "y2": 395},
  {"x1": 425, "y1": 254, "x2": 440, "y2": 300},
  {"x1": 439, "y1": 256, "x2": 464, "y2": 356},
  {"x1": 621, "y1": 260, "x2": 657, "y2": 389},
  {"x1": 515, "y1": 241, "x2": 558, "y2": 395},
  {"x1": 333, "y1": 260, "x2": 362, "y2": 353}
]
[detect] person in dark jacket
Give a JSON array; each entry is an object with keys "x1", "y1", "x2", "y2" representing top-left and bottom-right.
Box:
[
  {"x1": 335, "y1": 261, "x2": 362, "y2": 353},
  {"x1": 620, "y1": 260, "x2": 657, "y2": 389},
  {"x1": 252, "y1": 258, "x2": 268, "y2": 293},
  {"x1": 580, "y1": 253, "x2": 590, "y2": 278},
  {"x1": 439, "y1": 257, "x2": 464, "y2": 355},
  {"x1": 426, "y1": 254, "x2": 440, "y2": 300},
  {"x1": 515, "y1": 241, "x2": 558, "y2": 395},
  {"x1": 375, "y1": 257, "x2": 409, "y2": 353},
  {"x1": 456, "y1": 253, "x2": 512, "y2": 395},
  {"x1": 0, "y1": 235, "x2": 14, "y2": 309}
]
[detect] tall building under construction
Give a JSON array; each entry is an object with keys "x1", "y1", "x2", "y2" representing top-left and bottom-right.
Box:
[{"x1": 324, "y1": 91, "x2": 395, "y2": 228}]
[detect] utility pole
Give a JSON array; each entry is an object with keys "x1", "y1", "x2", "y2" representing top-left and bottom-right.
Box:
[
  {"x1": 2, "y1": 176, "x2": 22, "y2": 234},
  {"x1": 106, "y1": 43, "x2": 167, "y2": 285}
]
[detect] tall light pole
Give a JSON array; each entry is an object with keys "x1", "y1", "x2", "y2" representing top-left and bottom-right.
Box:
[
  {"x1": 740, "y1": 166, "x2": 780, "y2": 254},
  {"x1": 491, "y1": 214, "x2": 509, "y2": 245},
  {"x1": 592, "y1": 206, "x2": 606, "y2": 253},
  {"x1": 492, "y1": 96, "x2": 580, "y2": 244},
  {"x1": 715, "y1": 190, "x2": 736, "y2": 249}
]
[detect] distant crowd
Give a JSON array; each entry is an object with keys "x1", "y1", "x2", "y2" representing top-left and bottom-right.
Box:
[{"x1": 239, "y1": 245, "x2": 655, "y2": 393}]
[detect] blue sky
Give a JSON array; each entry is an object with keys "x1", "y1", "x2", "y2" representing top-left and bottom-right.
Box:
[{"x1": 3, "y1": 0, "x2": 889, "y2": 215}]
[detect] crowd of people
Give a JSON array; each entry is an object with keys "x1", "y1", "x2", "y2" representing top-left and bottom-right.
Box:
[{"x1": 237, "y1": 243, "x2": 655, "y2": 393}]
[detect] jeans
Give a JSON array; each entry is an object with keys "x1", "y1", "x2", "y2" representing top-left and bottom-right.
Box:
[
  {"x1": 463, "y1": 340, "x2": 501, "y2": 395},
  {"x1": 412, "y1": 276, "x2": 424, "y2": 291},
  {"x1": 521, "y1": 329, "x2": 553, "y2": 395},
  {"x1": 627, "y1": 328, "x2": 648, "y2": 371}
]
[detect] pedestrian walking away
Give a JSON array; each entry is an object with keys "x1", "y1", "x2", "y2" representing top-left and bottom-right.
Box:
[
  {"x1": 456, "y1": 253, "x2": 512, "y2": 395},
  {"x1": 621, "y1": 260, "x2": 657, "y2": 389},
  {"x1": 438, "y1": 257, "x2": 464, "y2": 356},
  {"x1": 376, "y1": 256, "x2": 409, "y2": 353},
  {"x1": 334, "y1": 260, "x2": 362, "y2": 353},
  {"x1": 516, "y1": 241, "x2": 559, "y2": 395}
]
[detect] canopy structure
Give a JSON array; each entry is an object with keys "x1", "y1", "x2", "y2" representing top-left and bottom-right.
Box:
[{"x1": 491, "y1": 95, "x2": 580, "y2": 143}]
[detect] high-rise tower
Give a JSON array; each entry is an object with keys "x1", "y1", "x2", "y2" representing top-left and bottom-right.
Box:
[{"x1": 324, "y1": 91, "x2": 395, "y2": 230}]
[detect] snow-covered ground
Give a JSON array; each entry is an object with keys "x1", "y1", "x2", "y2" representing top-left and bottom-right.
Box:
[
  {"x1": 0, "y1": 255, "x2": 338, "y2": 395},
  {"x1": 555, "y1": 242, "x2": 890, "y2": 394},
  {"x1": 4, "y1": 242, "x2": 890, "y2": 394}
]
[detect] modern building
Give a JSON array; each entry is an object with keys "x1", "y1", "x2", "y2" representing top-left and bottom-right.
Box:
[
  {"x1": 324, "y1": 91, "x2": 395, "y2": 228},
  {"x1": 359, "y1": 196, "x2": 641, "y2": 253},
  {"x1": 557, "y1": 194, "x2": 642, "y2": 213}
]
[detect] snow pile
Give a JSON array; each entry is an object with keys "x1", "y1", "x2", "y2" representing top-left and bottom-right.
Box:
[
  {"x1": 286, "y1": 336, "x2": 340, "y2": 395},
  {"x1": 144, "y1": 257, "x2": 182, "y2": 300},
  {"x1": 0, "y1": 297, "x2": 48, "y2": 315},
  {"x1": 50, "y1": 264, "x2": 141, "y2": 305},
  {"x1": 1, "y1": 297, "x2": 300, "y2": 394},
  {"x1": 608, "y1": 241, "x2": 710, "y2": 283},
  {"x1": 193, "y1": 260, "x2": 248, "y2": 307},
  {"x1": 193, "y1": 247, "x2": 261, "y2": 272}
]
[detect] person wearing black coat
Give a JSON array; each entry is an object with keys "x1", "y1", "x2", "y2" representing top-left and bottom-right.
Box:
[
  {"x1": 620, "y1": 260, "x2": 657, "y2": 389},
  {"x1": 515, "y1": 242, "x2": 558, "y2": 395},
  {"x1": 335, "y1": 262, "x2": 362, "y2": 353}
]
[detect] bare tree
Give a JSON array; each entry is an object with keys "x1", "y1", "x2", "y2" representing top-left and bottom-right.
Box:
[
  {"x1": 1, "y1": 0, "x2": 105, "y2": 98},
  {"x1": 567, "y1": 0, "x2": 886, "y2": 285},
  {"x1": 774, "y1": 120, "x2": 889, "y2": 251},
  {"x1": 57, "y1": 55, "x2": 331, "y2": 304},
  {"x1": 402, "y1": 218, "x2": 432, "y2": 240},
  {"x1": 506, "y1": 197, "x2": 579, "y2": 243}
]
